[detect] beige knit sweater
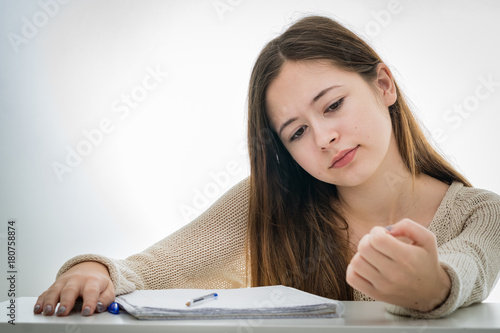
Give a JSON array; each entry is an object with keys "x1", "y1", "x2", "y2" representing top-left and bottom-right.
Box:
[{"x1": 57, "y1": 178, "x2": 500, "y2": 318}]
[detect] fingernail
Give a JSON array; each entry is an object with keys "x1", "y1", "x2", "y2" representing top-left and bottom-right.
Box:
[
  {"x1": 82, "y1": 306, "x2": 91, "y2": 316},
  {"x1": 385, "y1": 225, "x2": 393, "y2": 232},
  {"x1": 56, "y1": 306, "x2": 66, "y2": 315},
  {"x1": 34, "y1": 304, "x2": 41, "y2": 313},
  {"x1": 96, "y1": 302, "x2": 106, "y2": 313},
  {"x1": 43, "y1": 305, "x2": 53, "y2": 315}
]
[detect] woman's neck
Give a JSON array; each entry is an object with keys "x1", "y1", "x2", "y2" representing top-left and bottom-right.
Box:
[
  {"x1": 337, "y1": 161, "x2": 449, "y2": 234},
  {"x1": 335, "y1": 131, "x2": 448, "y2": 230},
  {"x1": 338, "y1": 169, "x2": 418, "y2": 228}
]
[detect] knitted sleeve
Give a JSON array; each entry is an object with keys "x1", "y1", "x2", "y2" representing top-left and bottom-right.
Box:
[
  {"x1": 386, "y1": 186, "x2": 500, "y2": 318},
  {"x1": 56, "y1": 178, "x2": 251, "y2": 295}
]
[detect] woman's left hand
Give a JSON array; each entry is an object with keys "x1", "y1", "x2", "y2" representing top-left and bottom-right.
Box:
[{"x1": 346, "y1": 218, "x2": 451, "y2": 312}]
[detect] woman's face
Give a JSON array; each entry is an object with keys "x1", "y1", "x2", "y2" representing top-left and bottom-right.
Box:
[{"x1": 266, "y1": 60, "x2": 397, "y2": 187}]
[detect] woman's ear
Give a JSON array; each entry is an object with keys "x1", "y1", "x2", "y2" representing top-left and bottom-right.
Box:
[{"x1": 375, "y1": 63, "x2": 397, "y2": 107}]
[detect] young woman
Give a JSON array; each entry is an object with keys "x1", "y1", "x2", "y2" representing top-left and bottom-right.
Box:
[{"x1": 34, "y1": 15, "x2": 500, "y2": 319}]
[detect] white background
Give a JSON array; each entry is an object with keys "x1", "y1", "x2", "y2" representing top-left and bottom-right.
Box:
[{"x1": 1, "y1": 0, "x2": 499, "y2": 303}]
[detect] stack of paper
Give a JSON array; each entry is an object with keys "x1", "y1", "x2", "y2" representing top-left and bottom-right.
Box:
[{"x1": 115, "y1": 285, "x2": 344, "y2": 320}]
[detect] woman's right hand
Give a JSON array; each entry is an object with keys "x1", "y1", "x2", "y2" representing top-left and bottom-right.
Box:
[{"x1": 34, "y1": 261, "x2": 115, "y2": 316}]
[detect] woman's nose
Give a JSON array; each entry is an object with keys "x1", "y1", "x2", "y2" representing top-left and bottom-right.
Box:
[{"x1": 314, "y1": 124, "x2": 337, "y2": 150}]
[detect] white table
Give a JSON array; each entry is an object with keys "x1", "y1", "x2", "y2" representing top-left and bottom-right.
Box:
[{"x1": 2, "y1": 297, "x2": 500, "y2": 332}]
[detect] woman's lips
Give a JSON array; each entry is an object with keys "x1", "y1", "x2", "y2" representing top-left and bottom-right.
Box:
[{"x1": 330, "y1": 146, "x2": 359, "y2": 168}]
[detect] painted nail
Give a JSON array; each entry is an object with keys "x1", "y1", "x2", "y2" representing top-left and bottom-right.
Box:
[
  {"x1": 385, "y1": 225, "x2": 393, "y2": 232},
  {"x1": 43, "y1": 305, "x2": 53, "y2": 315},
  {"x1": 34, "y1": 304, "x2": 41, "y2": 313},
  {"x1": 56, "y1": 306, "x2": 66, "y2": 315},
  {"x1": 82, "y1": 306, "x2": 91, "y2": 316},
  {"x1": 96, "y1": 302, "x2": 106, "y2": 313}
]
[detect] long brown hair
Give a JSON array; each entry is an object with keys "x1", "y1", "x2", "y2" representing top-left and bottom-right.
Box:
[{"x1": 247, "y1": 15, "x2": 471, "y2": 300}]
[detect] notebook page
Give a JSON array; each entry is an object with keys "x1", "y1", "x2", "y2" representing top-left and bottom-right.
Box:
[{"x1": 117, "y1": 285, "x2": 342, "y2": 311}]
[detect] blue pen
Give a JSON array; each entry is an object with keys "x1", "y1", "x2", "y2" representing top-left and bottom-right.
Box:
[
  {"x1": 108, "y1": 302, "x2": 120, "y2": 314},
  {"x1": 186, "y1": 293, "x2": 218, "y2": 307}
]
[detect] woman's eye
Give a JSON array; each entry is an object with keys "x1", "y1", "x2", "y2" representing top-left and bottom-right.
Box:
[
  {"x1": 326, "y1": 98, "x2": 344, "y2": 113},
  {"x1": 290, "y1": 126, "x2": 306, "y2": 142}
]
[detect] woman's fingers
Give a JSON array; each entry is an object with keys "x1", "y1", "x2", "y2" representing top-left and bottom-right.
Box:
[
  {"x1": 346, "y1": 258, "x2": 374, "y2": 292},
  {"x1": 80, "y1": 275, "x2": 112, "y2": 316},
  {"x1": 387, "y1": 218, "x2": 437, "y2": 251},
  {"x1": 364, "y1": 226, "x2": 410, "y2": 262},
  {"x1": 34, "y1": 261, "x2": 113, "y2": 316},
  {"x1": 362, "y1": 221, "x2": 435, "y2": 264},
  {"x1": 348, "y1": 252, "x2": 379, "y2": 283},
  {"x1": 96, "y1": 280, "x2": 116, "y2": 313},
  {"x1": 55, "y1": 280, "x2": 82, "y2": 316},
  {"x1": 35, "y1": 278, "x2": 81, "y2": 316},
  {"x1": 33, "y1": 293, "x2": 46, "y2": 314},
  {"x1": 347, "y1": 219, "x2": 447, "y2": 310},
  {"x1": 55, "y1": 277, "x2": 114, "y2": 316},
  {"x1": 38, "y1": 282, "x2": 66, "y2": 316},
  {"x1": 356, "y1": 233, "x2": 393, "y2": 268}
]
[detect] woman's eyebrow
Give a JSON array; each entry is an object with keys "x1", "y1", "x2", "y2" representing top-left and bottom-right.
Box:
[
  {"x1": 310, "y1": 85, "x2": 342, "y2": 106},
  {"x1": 278, "y1": 117, "x2": 298, "y2": 138},
  {"x1": 278, "y1": 85, "x2": 342, "y2": 138}
]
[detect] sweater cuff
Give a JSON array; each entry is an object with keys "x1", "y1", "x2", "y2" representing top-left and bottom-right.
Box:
[
  {"x1": 56, "y1": 254, "x2": 137, "y2": 296},
  {"x1": 385, "y1": 261, "x2": 461, "y2": 319}
]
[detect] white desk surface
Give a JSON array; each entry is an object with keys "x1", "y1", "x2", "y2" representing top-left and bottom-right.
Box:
[{"x1": 2, "y1": 297, "x2": 500, "y2": 332}]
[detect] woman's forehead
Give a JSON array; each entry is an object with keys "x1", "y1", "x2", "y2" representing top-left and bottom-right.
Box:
[{"x1": 265, "y1": 61, "x2": 353, "y2": 110}]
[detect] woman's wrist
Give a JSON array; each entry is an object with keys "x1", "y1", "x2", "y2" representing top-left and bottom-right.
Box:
[{"x1": 425, "y1": 265, "x2": 451, "y2": 312}]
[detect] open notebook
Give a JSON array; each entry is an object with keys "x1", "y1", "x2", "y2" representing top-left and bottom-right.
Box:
[{"x1": 115, "y1": 285, "x2": 345, "y2": 320}]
